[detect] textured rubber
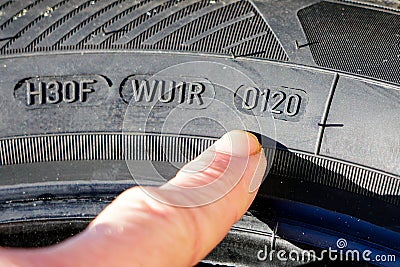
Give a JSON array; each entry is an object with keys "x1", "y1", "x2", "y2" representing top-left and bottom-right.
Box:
[
  {"x1": 0, "y1": 0, "x2": 399, "y2": 266},
  {"x1": 0, "y1": 0, "x2": 288, "y2": 60},
  {"x1": 298, "y1": 1, "x2": 400, "y2": 84}
]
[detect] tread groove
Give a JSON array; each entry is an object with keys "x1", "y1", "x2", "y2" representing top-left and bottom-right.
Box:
[
  {"x1": 0, "y1": 0, "x2": 69, "y2": 53},
  {"x1": 0, "y1": 0, "x2": 44, "y2": 31},
  {"x1": 183, "y1": 11, "x2": 255, "y2": 46},
  {"x1": 0, "y1": 0, "x2": 288, "y2": 61},
  {"x1": 23, "y1": 0, "x2": 99, "y2": 53},
  {"x1": 55, "y1": 0, "x2": 127, "y2": 47}
]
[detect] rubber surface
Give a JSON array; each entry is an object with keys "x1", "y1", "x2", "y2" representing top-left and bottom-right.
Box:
[
  {"x1": 0, "y1": 0, "x2": 399, "y2": 266},
  {"x1": 298, "y1": 1, "x2": 400, "y2": 84}
]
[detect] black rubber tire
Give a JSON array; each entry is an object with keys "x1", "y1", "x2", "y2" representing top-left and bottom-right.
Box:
[{"x1": 0, "y1": 0, "x2": 399, "y2": 266}]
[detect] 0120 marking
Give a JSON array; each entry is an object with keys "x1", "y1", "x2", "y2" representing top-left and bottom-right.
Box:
[{"x1": 234, "y1": 85, "x2": 308, "y2": 121}]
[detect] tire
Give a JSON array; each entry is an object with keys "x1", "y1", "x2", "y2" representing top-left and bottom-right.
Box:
[{"x1": 0, "y1": 0, "x2": 399, "y2": 266}]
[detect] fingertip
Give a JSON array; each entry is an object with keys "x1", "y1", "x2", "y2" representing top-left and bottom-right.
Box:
[
  {"x1": 215, "y1": 130, "x2": 266, "y2": 193},
  {"x1": 248, "y1": 149, "x2": 267, "y2": 193},
  {"x1": 212, "y1": 130, "x2": 262, "y2": 157}
]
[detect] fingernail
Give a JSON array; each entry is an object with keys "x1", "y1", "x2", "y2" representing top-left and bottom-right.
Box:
[
  {"x1": 211, "y1": 130, "x2": 262, "y2": 157},
  {"x1": 248, "y1": 152, "x2": 266, "y2": 193}
]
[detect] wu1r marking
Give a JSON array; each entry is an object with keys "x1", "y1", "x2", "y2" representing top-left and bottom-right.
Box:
[
  {"x1": 119, "y1": 75, "x2": 216, "y2": 110},
  {"x1": 130, "y1": 80, "x2": 205, "y2": 105}
]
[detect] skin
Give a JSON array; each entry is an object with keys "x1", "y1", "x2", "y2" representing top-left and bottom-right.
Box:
[{"x1": 0, "y1": 130, "x2": 267, "y2": 267}]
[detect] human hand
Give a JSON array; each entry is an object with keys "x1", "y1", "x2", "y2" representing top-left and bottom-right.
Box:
[{"x1": 0, "y1": 130, "x2": 266, "y2": 267}]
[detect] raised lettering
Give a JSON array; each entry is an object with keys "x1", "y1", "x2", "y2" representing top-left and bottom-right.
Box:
[
  {"x1": 234, "y1": 85, "x2": 308, "y2": 121},
  {"x1": 132, "y1": 80, "x2": 158, "y2": 102},
  {"x1": 15, "y1": 75, "x2": 109, "y2": 108},
  {"x1": 46, "y1": 81, "x2": 61, "y2": 104},
  {"x1": 26, "y1": 82, "x2": 43, "y2": 105},
  {"x1": 242, "y1": 87, "x2": 259, "y2": 110}
]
